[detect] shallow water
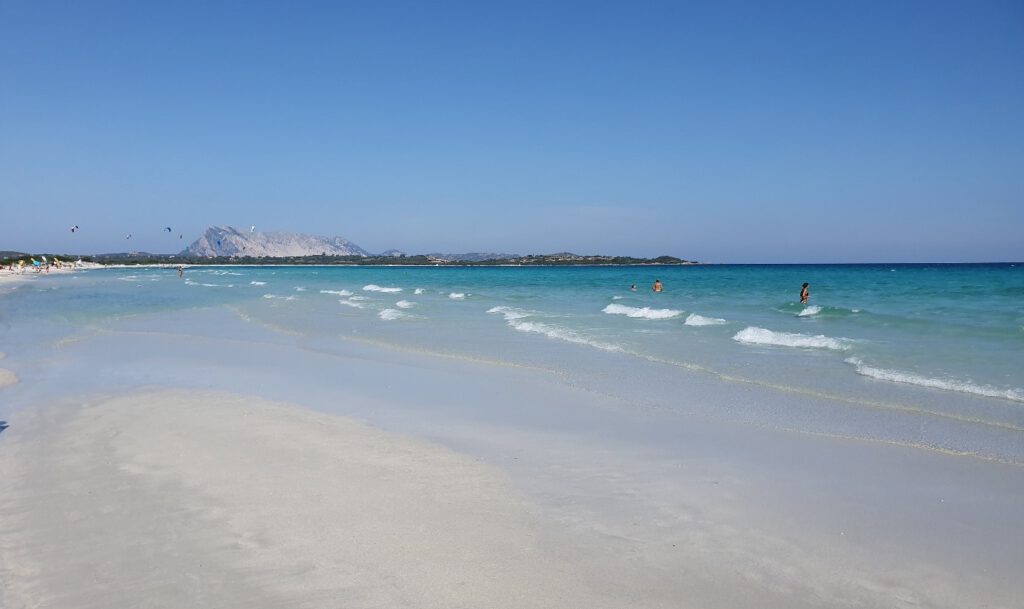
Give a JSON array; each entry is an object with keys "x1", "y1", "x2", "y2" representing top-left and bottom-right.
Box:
[{"x1": 1, "y1": 263, "x2": 1022, "y2": 462}]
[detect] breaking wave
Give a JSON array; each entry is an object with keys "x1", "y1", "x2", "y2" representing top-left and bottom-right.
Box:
[
  {"x1": 449, "y1": 292, "x2": 466, "y2": 299},
  {"x1": 733, "y1": 327, "x2": 851, "y2": 351},
  {"x1": 488, "y1": 306, "x2": 622, "y2": 352},
  {"x1": 846, "y1": 358, "x2": 1024, "y2": 402},
  {"x1": 685, "y1": 313, "x2": 727, "y2": 326},
  {"x1": 797, "y1": 305, "x2": 822, "y2": 317},
  {"x1": 363, "y1": 284, "x2": 402, "y2": 293},
  {"x1": 250, "y1": 281, "x2": 267, "y2": 286},
  {"x1": 262, "y1": 294, "x2": 295, "y2": 301},
  {"x1": 338, "y1": 298, "x2": 364, "y2": 309},
  {"x1": 320, "y1": 289, "x2": 354, "y2": 296},
  {"x1": 602, "y1": 303, "x2": 682, "y2": 320},
  {"x1": 396, "y1": 300, "x2": 416, "y2": 309},
  {"x1": 378, "y1": 308, "x2": 407, "y2": 321}
]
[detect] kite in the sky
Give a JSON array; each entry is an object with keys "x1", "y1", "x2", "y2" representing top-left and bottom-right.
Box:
[
  {"x1": 70, "y1": 225, "x2": 79, "y2": 233},
  {"x1": 126, "y1": 234, "x2": 132, "y2": 240},
  {"x1": 250, "y1": 225, "x2": 256, "y2": 233},
  {"x1": 164, "y1": 227, "x2": 172, "y2": 232}
]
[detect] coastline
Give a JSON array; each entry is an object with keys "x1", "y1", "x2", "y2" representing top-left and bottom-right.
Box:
[
  {"x1": 0, "y1": 390, "x2": 632, "y2": 609},
  {"x1": 0, "y1": 268, "x2": 1021, "y2": 608}
]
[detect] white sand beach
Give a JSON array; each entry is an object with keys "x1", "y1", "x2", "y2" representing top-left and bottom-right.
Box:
[
  {"x1": 0, "y1": 390, "x2": 632, "y2": 609},
  {"x1": 0, "y1": 281, "x2": 1021, "y2": 609}
]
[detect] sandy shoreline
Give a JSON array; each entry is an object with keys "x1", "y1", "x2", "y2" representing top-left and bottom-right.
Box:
[
  {"x1": 0, "y1": 300, "x2": 1021, "y2": 608},
  {"x1": 0, "y1": 390, "x2": 634, "y2": 609}
]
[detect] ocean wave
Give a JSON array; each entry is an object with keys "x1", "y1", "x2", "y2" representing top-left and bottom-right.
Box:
[
  {"x1": 378, "y1": 308, "x2": 407, "y2": 321},
  {"x1": 320, "y1": 289, "x2": 354, "y2": 297},
  {"x1": 602, "y1": 303, "x2": 682, "y2": 320},
  {"x1": 262, "y1": 294, "x2": 295, "y2": 301},
  {"x1": 487, "y1": 306, "x2": 531, "y2": 320},
  {"x1": 338, "y1": 298, "x2": 364, "y2": 308},
  {"x1": 846, "y1": 358, "x2": 1024, "y2": 402},
  {"x1": 487, "y1": 307, "x2": 622, "y2": 351},
  {"x1": 797, "y1": 305, "x2": 822, "y2": 317},
  {"x1": 449, "y1": 292, "x2": 466, "y2": 299},
  {"x1": 294, "y1": 287, "x2": 307, "y2": 292},
  {"x1": 396, "y1": 300, "x2": 416, "y2": 309},
  {"x1": 414, "y1": 288, "x2": 425, "y2": 295},
  {"x1": 363, "y1": 284, "x2": 402, "y2": 293},
  {"x1": 685, "y1": 313, "x2": 727, "y2": 326},
  {"x1": 733, "y1": 326, "x2": 851, "y2": 351},
  {"x1": 611, "y1": 295, "x2": 624, "y2": 300},
  {"x1": 250, "y1": 281, "x2": 267, "y2": 286}
]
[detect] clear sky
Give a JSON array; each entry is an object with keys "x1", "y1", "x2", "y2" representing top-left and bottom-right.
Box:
[{"x1": 2, "y1": 1, "x2": 1022, "y2": 262}]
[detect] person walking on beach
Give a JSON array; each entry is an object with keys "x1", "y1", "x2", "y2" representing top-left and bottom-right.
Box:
[
  {"x1": 653, "y1": 279, "x2": 663, "y2": 293},
  {"x1": 800, "y1": 282, "x2": 810, "y2": 304}
]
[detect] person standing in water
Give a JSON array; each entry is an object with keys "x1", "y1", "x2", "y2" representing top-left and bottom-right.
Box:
[
  {"x1": 800, "y1": 282, "x2": 809, "y2": 304},
  {"x1": 178, "y1": 266, "x2": 184, "y2": 279},
  {"x1": 653, "y1": 279, "x2": 663, "y2": 292}
]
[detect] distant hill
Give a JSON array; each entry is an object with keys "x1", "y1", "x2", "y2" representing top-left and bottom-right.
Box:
[
  {"x1": 426, "y1": 252, "x2": 521, "y2": 262},
  {"x1": 184, "y1": 226, "x2": 369, "y2": 258}
]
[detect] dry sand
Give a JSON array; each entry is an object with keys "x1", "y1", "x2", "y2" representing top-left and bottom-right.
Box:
[{"x1": 0, "y1": 390, "x2": 639, "y2": 609}]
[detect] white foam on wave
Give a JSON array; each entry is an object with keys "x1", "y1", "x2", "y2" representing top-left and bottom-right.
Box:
[
  {"x1": 602, "y1": 303, "x2": 682, "y2": 320},
  {"x1": 396, "y1": 300, "x2": 416, "y2": 309},
  {"x1": 363, "y1": 284, "x2": 402, "y2": 293},
  {"x1": 294, "y1": 287, "x2": 307, "y2": 292},
  {"x1": 338, "y1": 298, "x2": 364, "y2": 309},
  {"x1": 414, "y1": 288, "x2": 425, "y2": 295},
  {"x1": 846, "y1": 358, "x2": 1024, "y2": 402},
  {"x1": 487, "y1": 306, "x2": 530, "y2": 320},
  {"x1": 798, "y1": 305, "x2": 822, "y2": 317},
  {"x1": 487, "y1": 306, "x2": 622, "y2": 352},
  {"x1": 449, "y1": 292, "x2": 467, "y2": 299},
  {"x1": 262, "y1": 294, "x2": 295, "y2": 301},
  {"x1": 733, "y1": 326, "x2": 851, "y2": 351},
  {"x1": 250, "y1": 281, "x2": 267, "y2": 286},
  {"x1": 320, "y1": 289, "x2": 354, "y2": 297},
  {"x1": 685, "y1": 313, "x2": 727, "y2": 326},
  {"x1": 378, "y1": 308, "x2": 407, "y2": 321},
  {"x1": 611, "y1": 295, "x2": 624, "y2": 300}
]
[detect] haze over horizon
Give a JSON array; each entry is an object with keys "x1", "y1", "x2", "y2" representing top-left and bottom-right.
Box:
[{"x1": 2, "y1": 1, "x2": 1022, "y2": 263}]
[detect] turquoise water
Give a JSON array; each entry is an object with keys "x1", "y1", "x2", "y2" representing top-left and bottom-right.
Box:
[{"x1": 2, "y1": 263, "x2": 1022, "y2": 461}]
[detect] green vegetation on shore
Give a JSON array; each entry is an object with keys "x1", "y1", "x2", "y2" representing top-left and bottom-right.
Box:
[{"x1": 3, "y1": 252, "x2": 697, "y2": 266}]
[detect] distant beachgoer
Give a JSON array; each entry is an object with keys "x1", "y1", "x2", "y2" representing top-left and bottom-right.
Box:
[
  {"x1": 653, "y1": 279, "x2": 663, "y2": 293},
  {"x1": 630, "y1": 284, "x2": 637, "y2": 291},
  {"x1": 800, "y1": 282, "x2": 809, "y2": 304},
  {"x1": 178, "y1": 266, "x2": 184, "y2": 279}
]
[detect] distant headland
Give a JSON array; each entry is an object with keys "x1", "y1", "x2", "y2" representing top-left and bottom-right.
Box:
[{"x1": 2, "y1": 226, "x2": 699, "y2": 266}]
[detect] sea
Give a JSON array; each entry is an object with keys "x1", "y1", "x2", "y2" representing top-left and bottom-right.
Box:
[{"x1": 1, "y1": 263, "x2": 1022, "y2": 463}]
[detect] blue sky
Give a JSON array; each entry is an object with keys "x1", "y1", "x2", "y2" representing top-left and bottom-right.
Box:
[{"x1": 2, "y1": 1, "x2": 1022, "y2": 262}]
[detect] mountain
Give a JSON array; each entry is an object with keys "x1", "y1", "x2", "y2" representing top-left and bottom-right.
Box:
[{"x1": 184, "y1": 226, "x2": 369, "y2": 258}]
